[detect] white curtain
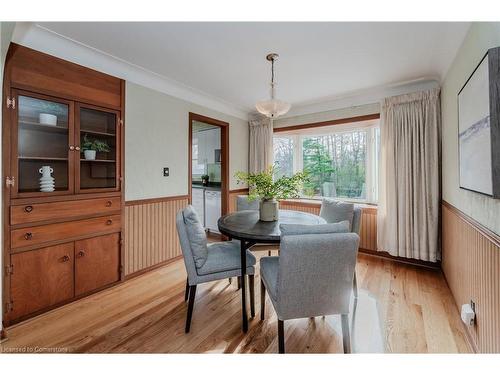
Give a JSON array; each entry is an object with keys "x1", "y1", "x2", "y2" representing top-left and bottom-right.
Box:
[
  {"x1": 377, "y1": 88, "x2": 441, "y2": 262},
  {"x1": 249, "y1": 117, "x2": 273, "y2": 173}
]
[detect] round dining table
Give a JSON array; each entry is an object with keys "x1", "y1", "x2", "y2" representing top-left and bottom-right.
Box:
[{"x1": 218, "y1": 209, "x2": 326, "y2": 332}]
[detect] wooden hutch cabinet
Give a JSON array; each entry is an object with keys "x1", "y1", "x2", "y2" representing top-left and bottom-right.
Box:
[{"x1": 2, "y1": 44, "x2": 125, "y2": 325}]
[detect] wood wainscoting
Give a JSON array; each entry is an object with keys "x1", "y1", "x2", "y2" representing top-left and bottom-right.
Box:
[
  {"x1": 124, "y1": 189, "x2": 246, "y2": 277},
  {"x1": 442, "y1": 201, "x2": 500, "y2": 353},
  {"x1": 123, "y1": 193, "x2": 378, "y2": 276},
  {"x1": 124, "y1": 196, "x2": 189, "y2": 277},
  {"x1": 228, "y1": 188, "x2": 249, "y2": 213},
  {"x1": 279, "y1": 199, "x2": 378, "y2": 251}
]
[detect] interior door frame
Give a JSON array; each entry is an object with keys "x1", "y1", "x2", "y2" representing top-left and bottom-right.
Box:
[{"x1": 188, "y1": 112, "x2": 229, "y2": 217}]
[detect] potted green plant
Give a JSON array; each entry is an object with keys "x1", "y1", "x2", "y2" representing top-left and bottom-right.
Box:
[
  {"x1": 201, "y1": 174, "x2": 210, "y2": 186},
  {"x1": 82, "y1": 134, "x2": 111, "y2": 160},
  {"x1": 235, "y1": 166, "x2": 309, "y2": 221}
]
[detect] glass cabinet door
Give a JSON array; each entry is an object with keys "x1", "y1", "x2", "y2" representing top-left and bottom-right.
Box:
[
  {"x1": 77, "y1": 105, "x2": 119, "y2": 191},
  {"x1": 14, "y1": 91, "x2": 74, "y2": 196}
]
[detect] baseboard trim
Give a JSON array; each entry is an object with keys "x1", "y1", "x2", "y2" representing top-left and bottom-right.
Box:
[
  {"x1": 124, "y1": 256, "x2": 183, "y2": 280},
  {"x1": 440, "y1": 271, "x2": 478, "y2": 353},
  {"x1": 0, "y1": 328, "x2": 7, "y2": 343},
  {"x1": 359, "y1": 248, "x2": 441, "y2": 269}
]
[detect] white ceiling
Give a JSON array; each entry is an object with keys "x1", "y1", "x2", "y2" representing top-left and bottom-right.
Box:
[{"x1": 34, "y1": 22, "x2": 469, "y2": 116}]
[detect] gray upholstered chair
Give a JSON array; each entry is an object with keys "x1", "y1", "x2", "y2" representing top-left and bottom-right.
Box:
[
  {"x1": 236, "y1": 195, "x2": 259, "y2": 211},
  {"x1": 176, "y1": 205, "x2": 257, "y2": 333},
  {"x1": 260, "y1": 225, "x2": 360, "y2": 353},
  {"x1": 319, "y1": 199, "x2": 362, "y2": 299}
]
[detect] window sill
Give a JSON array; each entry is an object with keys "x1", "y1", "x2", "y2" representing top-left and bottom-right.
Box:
[{"x1": 281, "y1": 198, "x2": 378, "y2": 211}]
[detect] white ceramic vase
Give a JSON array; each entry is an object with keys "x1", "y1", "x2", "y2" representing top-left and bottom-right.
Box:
[
  {"x1": 84, "y1": 150, "x2": 96, "y2": 160},
  {"x1": 39, "y1": 166, "x2": 55, "y2": 192},
  {"x1": 259, "y1": 198, "x2": 279, "y2": 222}
]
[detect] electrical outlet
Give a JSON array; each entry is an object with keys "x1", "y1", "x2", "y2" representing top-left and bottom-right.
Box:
[{"x1": 163, "y1": 167, "x2": 169, "y2": 177}]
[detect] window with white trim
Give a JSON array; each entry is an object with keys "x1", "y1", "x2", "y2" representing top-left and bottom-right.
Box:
[{"x1": 273, "y1": 118, "x2": 380, "y2": 204}]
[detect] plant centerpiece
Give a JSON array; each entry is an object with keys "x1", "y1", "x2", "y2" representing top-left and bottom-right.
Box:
[
  {"x1": 82, "y1": 134, "x2": 111, "y2": 160},
  {"x1": 235, "y1": 166, "x2": 309, "y2": 221},
  {"x1": 201, "y1": 174, "x2": 210, "y2": 186}
]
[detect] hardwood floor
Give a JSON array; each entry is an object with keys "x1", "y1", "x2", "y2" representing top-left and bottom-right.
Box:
[{"x1": 0, "y1": 250, "x2": 471, "y2": 353}]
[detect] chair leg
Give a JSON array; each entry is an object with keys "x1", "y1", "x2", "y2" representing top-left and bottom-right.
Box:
[
  {"x1": 249, "y1": 275, "x2": 255, "y2": 318},
  {"x1": 228, "y1": 277, "x2": 232, "y2": 284},
  {"x1": 278, "y1": 319, "x2": 285, "y2": 354},
  {"x1": 185, "y1": 285, "x2": 197, "y2": 333},
  {"x1": 353, "y1": 271, "x2": 358, "y2": 299},
  {"x1": 341, "y1": 314, "x2": 351, "y2": 353},
  {"x1": 184, "y1": 278, "x2": 189, "y2": 302},
  {"x1": 268, "y1": 250, "x2": 271, "y2": 256},
  {"x1": 237, "y1": 276, "x2": 241, "y2": 290},
  {"x1": 260, "y1": 279, "x2": 266, "y2": 320}
]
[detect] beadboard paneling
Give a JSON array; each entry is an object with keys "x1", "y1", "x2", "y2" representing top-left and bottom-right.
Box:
[
  {"x1": 228, "y1": 189, "x2": 249, "y2": 213},
  {"x1": 279, "y1": 199, "x2": 378, "y2": 251},
  {"x1": 124, "y1": 196, "x2": 188, "y2": 276},
  {"x1": 442, "y1": 201, "x2": 500, "y2": 353}
]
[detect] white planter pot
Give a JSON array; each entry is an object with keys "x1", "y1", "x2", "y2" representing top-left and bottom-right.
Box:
[
  {"x1": 39, "y1": 113, "x2": 57, "y2": 126},
  {"x1": 259, "y1": 199, "x2": 279, "y2": 222},
  {"x1": 84, "y1": 150, "x2": 96, "y2": 160}
]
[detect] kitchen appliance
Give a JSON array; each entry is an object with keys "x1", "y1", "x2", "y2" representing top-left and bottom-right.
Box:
[
  {"x1": 191, "y1": 188, "x2": 205, "y2": 227},
  {"x1": 205, "y1": 190, "x2": 221, "y2": 233}
]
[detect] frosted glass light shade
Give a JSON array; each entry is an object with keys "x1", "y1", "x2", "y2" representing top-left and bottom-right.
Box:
[{"x1": 255, "y1": 99, "x2": 291, "y2": 118}]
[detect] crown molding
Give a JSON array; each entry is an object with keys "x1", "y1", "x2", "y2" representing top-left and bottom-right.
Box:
[
  {"x1": 11, "y1": 22, "x2": 250, "y2": 120},
  {"x1": 10, "y1": 23, "x2": 442, "y2": 123}
]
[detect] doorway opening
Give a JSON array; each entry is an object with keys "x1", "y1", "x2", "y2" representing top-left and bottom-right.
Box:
[{"x1": 188, "y1": 113, "x2": 229, "y2": 236}]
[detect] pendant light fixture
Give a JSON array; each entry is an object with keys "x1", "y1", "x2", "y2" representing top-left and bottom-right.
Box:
[{"x1": 255, "y1": 53, "x2": 291, "y2": 118}]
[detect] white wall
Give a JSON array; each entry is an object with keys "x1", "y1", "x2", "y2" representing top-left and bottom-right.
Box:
[
  {"x1": 125, "y1": 82, "x2": 248, "y2": 201},
  {"x1": 441, "y1": 22, "x2": 500, "y2": 235}
]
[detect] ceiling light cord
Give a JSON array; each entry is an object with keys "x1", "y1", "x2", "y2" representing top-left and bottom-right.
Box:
[
  {"x1": 256, "y1": 52, "x2": 290, "y2": 118},
  {"x1": 270, "y1": 58, "x2": 275, "y2": 99}
]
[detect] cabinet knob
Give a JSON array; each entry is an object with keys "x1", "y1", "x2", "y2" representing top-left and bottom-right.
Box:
[
  {"x1": 106, "y1": 219, "x2": 113, "y2": 225},
  {"x1": 69, "y1": 145, "x2": 75, "y2": 151},
  {"x1": 105, "y1": 200, "x2": 112, "y2": 207},
  {"x1": 24, "y1": 205, "x2": 33, "y2": 213},
  {"x1": 77, "y1": 250, "x2": 85, "y2": 258},
  {"x1": 61, "y1": 255, "x2": 70, "y2": 262},
  {"x1": 24, "y1": 232, "x2": 33, "y2": 240},
  {"x1": 75, "y1": 146, "x2": 81, "y2": 151}
]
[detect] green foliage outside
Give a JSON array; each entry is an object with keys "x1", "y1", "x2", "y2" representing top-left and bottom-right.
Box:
[
  {"x1": 273, "y1": 132, "x2": 367, "y2": 199},
  {"x1": 302, "y1": 134, "x2": 366, "y2": 198}
]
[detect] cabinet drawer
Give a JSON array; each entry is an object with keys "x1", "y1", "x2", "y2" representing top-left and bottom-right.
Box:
[
  {"x1": 11, "y1": 197, "x2": 121, "y2": 225},
  {"x1": 11, "y1": 215, "x2": 121, "y2": 249}
]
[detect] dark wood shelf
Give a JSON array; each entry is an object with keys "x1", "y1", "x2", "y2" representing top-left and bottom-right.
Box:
[
  {"x1": 80, "y1": 159, "x2": 116, "y2": 163},
  {"x1": 80, "y1": 129, "x2": 116, "y2": 137},
  {"x1": 19, "y1": 120, "x2": 68, "y2": 134},
  {"x1": 19, "y1": 156, "x2": 68, "y2": 161}
]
